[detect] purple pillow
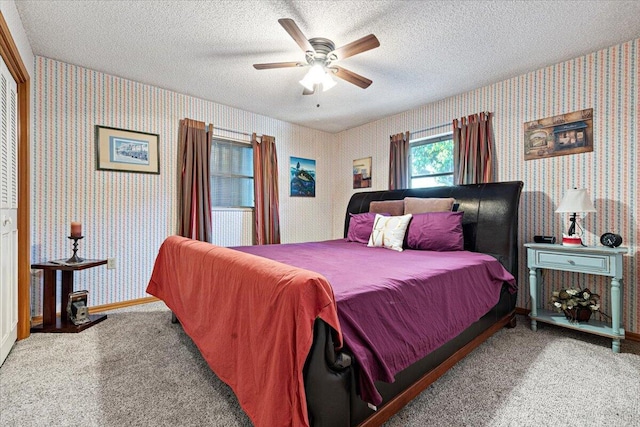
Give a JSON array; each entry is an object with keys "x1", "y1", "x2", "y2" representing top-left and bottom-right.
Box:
[
  {"x1": 406, "y1": 211, "x2": 464, "y2": 251},
  {"x1": 347, "y1": 212, "x2": 387, "y2": 244}
]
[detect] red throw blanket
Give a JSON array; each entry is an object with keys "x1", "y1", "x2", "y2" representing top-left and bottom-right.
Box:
[{"x1": 146, "y1": 236, "x2": 342, "y2": 427}]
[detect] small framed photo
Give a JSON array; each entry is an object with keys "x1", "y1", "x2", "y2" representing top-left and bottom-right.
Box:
[
  {"x1": 353, "y1": 157, "x2": 372, "y2": 189},
  {"x1": 95, "y1": 125, "x2": 160, "y2": 174}
]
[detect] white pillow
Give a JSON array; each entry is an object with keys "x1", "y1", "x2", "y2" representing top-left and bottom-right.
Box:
[{"x1": 367, "y1": 214, "x2": 413, "y2": 252}]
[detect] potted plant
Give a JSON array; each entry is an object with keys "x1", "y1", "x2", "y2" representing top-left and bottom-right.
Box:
[{"x1": 550, "y1": 288, "x2": 600, "y2": 322}]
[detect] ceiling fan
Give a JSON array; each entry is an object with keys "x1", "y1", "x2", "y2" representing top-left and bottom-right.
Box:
[{"x1": 253, "y1": 18, "x2": 380, "y2": 95}]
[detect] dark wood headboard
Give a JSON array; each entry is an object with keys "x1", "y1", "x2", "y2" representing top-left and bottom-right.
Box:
[{"x1": 343, "y1": 181, "x2": 523, "y2": 275}]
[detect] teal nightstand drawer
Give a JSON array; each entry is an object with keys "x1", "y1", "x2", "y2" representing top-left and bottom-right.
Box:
[{"x1": 535, "y1": 251, "x2": 610, "y2": 274}]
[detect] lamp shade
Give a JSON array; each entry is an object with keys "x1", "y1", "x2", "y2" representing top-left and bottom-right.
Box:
[
  {"x1": 320, "y1": 72, "x2": 337, "y2": 91},
  {"x1": 555, "y1": 188, "x2": 596, "y2": 213},
  {"x1": 299, "y1": 64, "x2": 337, "y2": 92}
]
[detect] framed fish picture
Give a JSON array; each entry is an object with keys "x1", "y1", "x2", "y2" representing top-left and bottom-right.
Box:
[{"x1": 290, "y1": 156, "x2": 316, "y2": 197}]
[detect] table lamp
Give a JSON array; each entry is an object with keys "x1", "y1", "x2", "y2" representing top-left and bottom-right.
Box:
[{"x1": 555, "y1": 188, "x2": 596, "y2": 246}]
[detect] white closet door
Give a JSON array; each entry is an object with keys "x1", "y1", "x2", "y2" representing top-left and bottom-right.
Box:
[{"x1": 0, "y1": 55, "x2": 18, "y2": 366}]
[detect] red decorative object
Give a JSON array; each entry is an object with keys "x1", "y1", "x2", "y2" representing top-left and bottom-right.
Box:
[
  {"x1": 561, "y1": 235, "x2": 582, "y2": 246},
  {"x1": 70, "y1": 221, "x2": 82, "y2": 237}
]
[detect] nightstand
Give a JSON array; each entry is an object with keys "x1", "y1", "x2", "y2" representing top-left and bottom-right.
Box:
[
  {"x1": 525, "y1": 243, "x2": 627, "y2": 353},
  {"x1": 31, "y1": 259, "x2": 108, "y2": 333}
]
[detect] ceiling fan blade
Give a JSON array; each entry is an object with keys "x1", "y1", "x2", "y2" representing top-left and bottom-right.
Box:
[
  {"x1": 329, "y1": 34, "x2": 380, "y2": 60},
  {"x1": 333, "y1": 66, "x2": 372, "y2": 89},
  {"x1": 253, "y1": 61, "x2": 301, "y2": 70},
  {"x1": 278, "y1": 18, "x2": 315, "y2": 53}
]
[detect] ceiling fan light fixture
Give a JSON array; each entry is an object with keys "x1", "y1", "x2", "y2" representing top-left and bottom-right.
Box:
[
  {"x1": 299, "y1": 64, "x2": 325, "y2": 91},
  {"x1": 299, "y1": 74, "x2": 316, "y2": 91},
  {"x1": 300, "y1": 64, "x2": 337, "y2": 92},
  {"x1": 320, "y1": 72, "x2": 336, "y2": 91},
  {"x1": 308, "y1": 63, "x2": 325, "y2": 80}
]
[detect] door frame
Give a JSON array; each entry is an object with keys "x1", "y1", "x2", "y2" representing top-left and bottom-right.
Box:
[{"x1": 0, "y1": 11, "x2": 31, "y2": 340}]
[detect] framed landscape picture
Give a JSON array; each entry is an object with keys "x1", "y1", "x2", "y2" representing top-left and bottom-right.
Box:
[
  {"x1": 96, "y1": 125, "x2": 160, "y2": 174},
  {"x1": 290, "y1": 156, "x2": 315, "y2": 197},
  {"x1": 353, "y1": 157, "x2": 372, "y2": 189}
]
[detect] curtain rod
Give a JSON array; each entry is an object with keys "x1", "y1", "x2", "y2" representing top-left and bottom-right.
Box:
[
  {"x1": 411, "y1": 122, "x2": 450, "y2": 137},
  {"x1": 211, "y1": 125, "x2": 261, "y2": 139},
  {"x1": 412, "y1": 111, "x2": 491, "y2": 136}
]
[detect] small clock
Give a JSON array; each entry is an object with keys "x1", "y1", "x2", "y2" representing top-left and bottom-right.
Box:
[{"x1": 600, "y1": 232, "x2": 622, "y2": 248}]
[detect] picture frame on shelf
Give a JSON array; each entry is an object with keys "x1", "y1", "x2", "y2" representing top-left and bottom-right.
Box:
[{"x1": 95, "y1": 125, "x2": 160, "y2": 174}]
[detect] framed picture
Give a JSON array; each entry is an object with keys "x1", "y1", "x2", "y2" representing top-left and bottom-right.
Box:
[
  {"x1": 353, "y1": 157, "x2": 372, "y2": 189},
  {"x1": 290, "y1": 156, "x2": 316, "y2": 197},
  {"x1": 524, "y1": 108, "x2": 593, "y2": 161},
  {"x1": 95, "y1": 125, "x2": 160, "y2": 174}
]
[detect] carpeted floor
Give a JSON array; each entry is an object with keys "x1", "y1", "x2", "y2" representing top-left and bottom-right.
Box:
[{"x1": 1, "y1": 302, "x2": 638, "y2": 426}]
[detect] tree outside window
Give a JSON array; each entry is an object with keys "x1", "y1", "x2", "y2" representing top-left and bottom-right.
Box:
[{"x1": 410, "y1": 134, "x2": 454, "y2": 188}]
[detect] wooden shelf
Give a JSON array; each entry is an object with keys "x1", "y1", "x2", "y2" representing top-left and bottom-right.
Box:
[
  {"x1": 531, "y1": 309, "x2": 624, "y2": 340},
  {"x1": 30, "y1": 313, "x2": 107, "y2": 333}
]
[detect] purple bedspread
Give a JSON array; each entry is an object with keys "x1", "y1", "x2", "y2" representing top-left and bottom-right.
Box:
[{"x1": 234, "y1": 239, "x2": 516, "y2": 405}]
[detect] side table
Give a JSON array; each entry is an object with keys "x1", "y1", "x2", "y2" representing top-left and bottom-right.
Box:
[
  {"x1": 31, "y1": 259, "x2": 107, "y2": 333},
  {"x1": 525, "y1": 243, "x2": 627, "y2": 352}
]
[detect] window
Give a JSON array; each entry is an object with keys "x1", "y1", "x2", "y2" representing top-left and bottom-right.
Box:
[
  {"x1": 210, "y1": 138, "x2": 254, "y2": 208},
  {"x1": 410, "y1": 133, "x2": 454, "y2": 188}
]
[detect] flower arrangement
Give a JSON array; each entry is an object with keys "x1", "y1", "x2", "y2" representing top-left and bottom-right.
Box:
[{"x1": 550, "y1": 288, "x2": 600, "y2": 322}]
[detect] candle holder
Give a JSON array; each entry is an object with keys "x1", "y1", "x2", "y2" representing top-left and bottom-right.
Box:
[{"x1": 67, "y1": 236, "x2": 84, "y2": 263}]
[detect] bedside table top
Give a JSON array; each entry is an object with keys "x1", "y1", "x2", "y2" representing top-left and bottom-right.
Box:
[
  {"x1": 524, "y1": 243, "x2": 628, "y2": 255},
  {"x1": 31, "y1": 259, "x2": 107, "y2": 271}
]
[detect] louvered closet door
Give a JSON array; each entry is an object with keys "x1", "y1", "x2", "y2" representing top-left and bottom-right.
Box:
[{"x1": 0, "y1": 55, "x2": 18, "y2": 366}]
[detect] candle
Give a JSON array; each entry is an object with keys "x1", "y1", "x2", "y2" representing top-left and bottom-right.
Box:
[{"x1": 70, "y1": 222, "x2": 82, "y2": 237}]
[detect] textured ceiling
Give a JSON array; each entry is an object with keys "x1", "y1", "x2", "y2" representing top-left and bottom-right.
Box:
[{"x1": 15, "y1": 0, "x2": 640, "y2": 133}]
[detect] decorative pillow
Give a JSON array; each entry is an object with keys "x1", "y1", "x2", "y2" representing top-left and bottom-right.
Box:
[
  {"x1": 369, "y1": 200, "x2": 404, "y2": 217},
  {"x1": 367, "y1": 214, "x2": 413, "y2": 252},
  {"x1": 404, "y1": 197, "x2": 455, "y2": 214},
  {"x1": 406, "y1": 211, "x2": 464, "y2": 251},
  {"x1": 347, "y1": 212, "x2": 388, "y2": 244}
]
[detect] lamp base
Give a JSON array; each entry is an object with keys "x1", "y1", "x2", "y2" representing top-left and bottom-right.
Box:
[{"x1": 562, "y1": 235, "x2": 583, "y2": 247}]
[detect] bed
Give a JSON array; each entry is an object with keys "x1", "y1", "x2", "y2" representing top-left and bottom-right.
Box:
[{"x1": 147, "y1": 180, "x2": 523, "y2": 427}]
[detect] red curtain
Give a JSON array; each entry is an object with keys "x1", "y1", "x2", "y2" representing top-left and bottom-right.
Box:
[
  {"x1": 252, "y1": 133, "x2": 281, "y2": 245},
  {"x1": 389, "y1": 131, "x2": 410, "y2": 190},
  {"x1": 453, "y1": 112, "x2": 494, "y2": 185},
  {"x1": 178, "y1": 119, "x2": 212, "y2": 241}
]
